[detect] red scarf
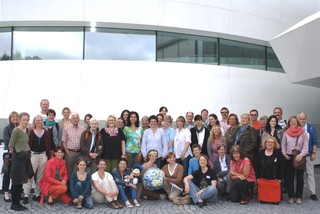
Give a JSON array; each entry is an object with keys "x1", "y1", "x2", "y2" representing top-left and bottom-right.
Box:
[{"x1": 286, "y1": 126, "x2": 304, "y2": 137}]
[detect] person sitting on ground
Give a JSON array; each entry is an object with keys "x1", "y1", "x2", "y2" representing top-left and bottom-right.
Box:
[{"x1": 188, "y1": 144, "x2": 201, "y2": 175}]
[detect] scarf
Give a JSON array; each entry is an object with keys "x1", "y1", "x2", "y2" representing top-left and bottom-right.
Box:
[
  {"x1": 52, "y1": 156, "x2": 65, "y2": 169},
  {"x1": 195, "y1": 125, "x2": 204, "y2": 134},
  {"x1": 286, "y1": 126, "x2": 304, "y2": 137},
  {"x1": 105, "y1": 127, "x2": 118, "y2": 137},
  {"x1": 46, "y1": 120, "x2": 56, "y2": 127},
  {"x1": 234, "y1": 125, "x2": 249, "y2": 145}
]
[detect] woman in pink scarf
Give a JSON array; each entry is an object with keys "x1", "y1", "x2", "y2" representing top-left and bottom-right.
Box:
[{"x1": 281, "y1": 116, "x2": 308, "y2": 205}]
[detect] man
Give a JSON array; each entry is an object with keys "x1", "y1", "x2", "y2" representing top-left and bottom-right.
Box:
[
  {"x1": 201, "y1": 109, "x2": 209, "y2": 127},
  {"x1": 220, "y1": 107, "x2": 230, "y2": 133},
  {"x1": 185, "y1": 112, "x2": 195, "y2": 129},
  {"x1": 297, "y1": 112, "x2": 318, "y2": 201},
  {"x1": 273, "y1": 107, "x2": 286, "y2": 129},
  {"x1": 249, "y1": 109, "x2": 261, "y2": 130},
  {"x1": 62, "y1": 112, "x2": 85, "y2": 178},
  {"x1": 31, "y1": 99, "x2": 50, "y2": 124}
]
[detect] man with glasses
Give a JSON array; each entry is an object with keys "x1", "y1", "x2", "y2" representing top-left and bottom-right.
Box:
[
  {"x1": 220, "y1": 107, "x2": 230, "y2": 133},
  {"x1": 249, "y1": 109, "x2": 261, "y2": 130}
]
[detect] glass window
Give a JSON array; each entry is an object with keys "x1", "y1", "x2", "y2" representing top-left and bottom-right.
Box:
[
  {"x1": 266, "y1": 47, "x2": 284, "y2": 73},
  {"x1": 157, "y1": 32, "x2": 218, "y2": 64},
  {"x1": 0, "y1": 27, "x2": 12, "y2": 60},
  {"x1": 13, "y1": 27, "x2": 83, "y2": 60},
  {"x1": 220, "y1": 39, "x2": 265, "y2": 70},
  {"x1": 85, "y1": 28, "x2": 155, "y2": 61}
]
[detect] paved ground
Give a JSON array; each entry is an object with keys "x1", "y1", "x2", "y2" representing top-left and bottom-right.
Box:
[{"x1": 1, "y1": 166, "x2": 320, "y2": 213}]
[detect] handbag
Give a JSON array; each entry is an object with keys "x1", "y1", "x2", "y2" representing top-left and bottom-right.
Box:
[
  {"x1": 1, "y1": 152, "x2": 12, "y2": 174},
  {"x1": 291, "y1": 136, "x2": 306, "y2": 170}
]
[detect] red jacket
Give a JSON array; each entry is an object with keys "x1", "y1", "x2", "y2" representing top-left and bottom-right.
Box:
[{"x1": 39, "y1": 157, "x2": 68, "y2": 203}]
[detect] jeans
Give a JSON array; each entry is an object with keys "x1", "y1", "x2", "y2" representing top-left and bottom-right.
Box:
[
  {"x1": 176, "y1": 155, "x2": 191, "y2": 177},
  {"x1": 217, "y1": 174, "x2": 233, "y2": 194},
  {"x1": 117, "y1": 184, "x2": 137, "y2": 202},
  {"x1": 188, "y1": 180, "x2": 218, "y2": 204},
  {"x1": 74, "y1": 182, "x2": 94, "y2": 209}
]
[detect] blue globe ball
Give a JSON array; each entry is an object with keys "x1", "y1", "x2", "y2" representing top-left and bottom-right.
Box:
[{"x1": 143, "y1": 168, "x2": 165, "y2": 191}]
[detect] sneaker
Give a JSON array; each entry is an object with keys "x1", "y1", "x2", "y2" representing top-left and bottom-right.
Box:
[
  {"x1": 288, "y1": 198, "x2": 294, "y2": 204},
  {"x1": 311, "y1": 194, "x2": 318, "y2": 201},
  {"x1": 296, "y1": 198, "x2": 302, "y2": 204},
  {"x1": 240, "y1": 199, "x2": 249, "y2": 205},
  {"x1": 22, "y1": 196, "x2": 28, "y2": 204},
  {"x1": 32, "y1": 195, "x2": 41, "y2": 202},
  {"x1": 109, "y1": 201, "x2": 120, "y2": 209}
]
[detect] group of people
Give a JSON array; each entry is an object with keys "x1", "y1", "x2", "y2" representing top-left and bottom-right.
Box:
[{"x1": 1, "y1": 99, "x2": 318, "y2": 211}]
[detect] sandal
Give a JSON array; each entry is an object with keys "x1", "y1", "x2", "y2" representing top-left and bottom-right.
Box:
[
  {"x1": 76, "y1": 202, "x2": 82, "y2": 209},
  {"x1": 114, "y1": 200, "x2": 123, "y2": 208},
  {"x1": 125, "y1": 202, "x2": 133, "y2": 208},
  {"x1": 133, "y1": 200, "x2": 141, "y2": 207},
  {"x1": 109, "y1": 201, "x2": 120, "y2": 209}
]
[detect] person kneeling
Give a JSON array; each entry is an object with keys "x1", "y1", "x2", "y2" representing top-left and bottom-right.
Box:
[
  {"x1": 183, "y1": 154, "x2": 218, "y2": 207},
  {"x1": 91, "y1": 160, "x2": 123, "y2": 209}
]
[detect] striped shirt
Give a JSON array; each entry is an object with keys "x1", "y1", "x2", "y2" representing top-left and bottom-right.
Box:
[{"x1": 62, "y1": 124, "x2": 85, "y2": 150}]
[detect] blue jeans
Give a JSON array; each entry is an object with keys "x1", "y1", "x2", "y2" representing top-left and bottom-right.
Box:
[
  {"x1": 117, "y1": 184, "x2": 137, "y2": 202},
  {"x1": 188, "y1": 180, "x2": 218, "y2": 204},
  {"x1": 74, "y1": 181, "x2": 94, "y2": 209},
  {"x1": 176, "y1": 155, "x2": 191, "y2": 177}
]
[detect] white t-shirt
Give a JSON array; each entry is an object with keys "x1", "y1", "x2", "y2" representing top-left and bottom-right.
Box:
[
  {"x1": 91, "y1": 171, "x2": 114, "y2": 194},
  {"x1": 174, "y1": 128, "x2": 192, "y2": 158}
]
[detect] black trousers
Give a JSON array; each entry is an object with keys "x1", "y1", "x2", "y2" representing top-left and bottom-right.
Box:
[
  {"x1": 284, "y1": 156, "x2": 304, "y2": 198},
  {"x1": 11, "y1": 184, "x2": 23, "y2": 205},
  {"x1": 230, "y1": 179, "x2": 255, "y2": 202}
]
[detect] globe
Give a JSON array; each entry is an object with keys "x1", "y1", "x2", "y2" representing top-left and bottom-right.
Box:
[{"x1": 143, "y1": 168, "x2": 165, "y2": 191}]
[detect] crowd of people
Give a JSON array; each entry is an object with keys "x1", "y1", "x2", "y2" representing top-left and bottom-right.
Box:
[{"x1": 1, "y1": 99, "x2": 318, "y2": 211}]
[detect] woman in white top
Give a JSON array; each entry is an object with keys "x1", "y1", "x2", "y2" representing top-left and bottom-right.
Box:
[
  {"x1": 174, "y1": 116, "x2": 192, "y2": 177},
  {"x1": 91, "y1": 160, "x2": 123, "y2": 209}
]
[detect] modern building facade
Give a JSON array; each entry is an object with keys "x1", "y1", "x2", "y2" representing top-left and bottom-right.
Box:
[{"x1": 0, "y1": 0, "x2": 320, "y2": 128}]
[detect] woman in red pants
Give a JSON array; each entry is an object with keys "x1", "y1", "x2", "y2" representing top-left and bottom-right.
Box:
[{"x1": 39, "y1": 146, "x2": 71, "y2": 205}]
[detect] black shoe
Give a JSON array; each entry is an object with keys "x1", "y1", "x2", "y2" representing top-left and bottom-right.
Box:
[
  {"x1": 11, "y1": 204, "x2": 28, "y2": 211},
  {"x1": 311, "y1": 194, "x2": 318, "y2": 201},
  {"x1": 4, "y1": 196, "x2": 12, "y2": 202},
  {"x1": 224, "y1": 193, "x2": 230, "y2": 201},
  {"x1": 32, "y1": 195, "x2": 41, "y2": 202},
  {"x1": 22, "y1": 196, "x2": 28, "y2": 204}
]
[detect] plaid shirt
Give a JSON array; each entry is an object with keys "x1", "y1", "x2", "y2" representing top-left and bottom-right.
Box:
[{"x1": 62, "y1": 124, "x2": 85, "y2": 150}]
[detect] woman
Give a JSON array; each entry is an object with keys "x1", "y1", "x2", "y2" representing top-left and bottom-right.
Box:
[
  {"x1": 70, "y1": 159, "x2": 93, "y2": 209},
  {"x1": 207, "y1": 114, "x2": 225, "y2": 136},
  {"x1": 137, "y1": 150, "x2": 161, "y2": 200},
  {"x1": 9, "y1": 112, "x2": 32, "y2": 211},
  {"x1": 161, "y1": 152, "x2": 183, "y2": 201},
  {"x1": 207, "y1": 125, "x2": 226, "y2": 169},
  {"x1": 39, "y1": 146, "x2": 71, "y2": 206},
  {"x1": 183, "y1": 154, "x2": 218, "y2": 207},
  {"x1": 141, "y1": 115, "x2": 167, "y2": 168},
  {"x1": 100, "y1": 115, "x2": 126, "y2": 172},
  {"x1": 281, "y1": 116, "x2": 308, "y2": 204},
  {"x1": 120, "y1": 109, "x2": 130, "y2": 125},
  {"x1": 111, "y1": 158, "x2": 140, "y2": 207},
  {"x1": 233, "y1": 113, "x2": 257, "y2": 164},
  {"x1": 59, "y1": 107, "x2": 71, "y2": 128},
  {"x1": 123, "y1": 111, "x2": 143, "y2": 168},
  {"x1": 162, "y1": 115, "x2": 175, "y2": 153},
  {"x1": 23, "y1": 115, "x2": 51, "y2": 204},
  {"x1": 190, "y1": 115, "x2": 210, "y2": 156},
  {"x1": 262, "y1": 115, "x2": 283, "y2": 146},
  {"x1": 117, "y1": 117, "x2": 126, "y2": 130},
  {"x1": 45, "y1": 109, "x2": 62, "y2": 157},
  {"x1": 188, "y1": 144, "x2": 201, "y2": 175},
  {"x1": 2, "y1": 111, "x2": 19, "y2": 203},
  {"x1": 257, "y1": 136, "x2": 284, "y2": 204},
  {"x1": 159, "y1": 106, "x2": 168, "y2": 116},
  {"x1": 80, "y1": 118, "x2": 103, "y2": 174},
  {"x1": 84, "y1": 114, "x2": 93, "y2": 128},
  {"x1": 213, "y1": 144, "x2": 231, "y2": 198},
  {"x1": 141, "y1": 116, "x2": 150, "y2": 131},
  {"x1": 229, "y1": 145, "x2": 256, "y2": 205},
  {"x1": 174, "y1": 116, "x2": 192, "y2": 177},
  {"x1": 91, "y1": 159, "x2": 122, "y2": 209},
  {"x1": 157, "y1": 113, "x2": 164, "y2": 128},
  {"x1": 225, "y1": 113, "x2": 239, "y2": 154}
]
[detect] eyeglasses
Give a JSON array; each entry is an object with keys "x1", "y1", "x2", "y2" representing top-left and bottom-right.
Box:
[
  {"x1": 221, "y1": 111, "x2": 228, "y2": 114},
  {"x1": 250, "y1": 114, "x2": 257, "y2": 116},
  {"x1": 266, "y1": 141, "x2": 275, "y2": 144}
]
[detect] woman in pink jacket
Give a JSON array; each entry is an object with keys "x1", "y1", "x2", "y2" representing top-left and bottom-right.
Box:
[{"x1": 281, "y1": 116, "x2": 308, "y2": 205}]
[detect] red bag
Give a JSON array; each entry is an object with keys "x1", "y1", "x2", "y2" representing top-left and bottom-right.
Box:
[{"x1": 257, "y1": 178, "x2": 281, "y2": 203}]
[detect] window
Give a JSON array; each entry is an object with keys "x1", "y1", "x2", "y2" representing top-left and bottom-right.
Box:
[
  {"x1": 220, "y1": 39, "x2": 265, "y2": 70},
  {"x1": 85, "y1": 28, "x2": 155, "y2": 61},
  {"x1": 13, "y1": 27, "x2": 83, "y2": 60},
  {"x1": 157, "y1": 32, "x2": 218, "y2": 64},
  {"x1": 0, "y1": 27, "x2": 12, "y2": 60},
  {"x1": 267, "y1": 47, "x2": 284, "y2": 72}
]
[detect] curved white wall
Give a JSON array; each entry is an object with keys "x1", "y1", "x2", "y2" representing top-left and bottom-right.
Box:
[{"x1": 1, "y1": 0, "x2": 320, "y2": 41}]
